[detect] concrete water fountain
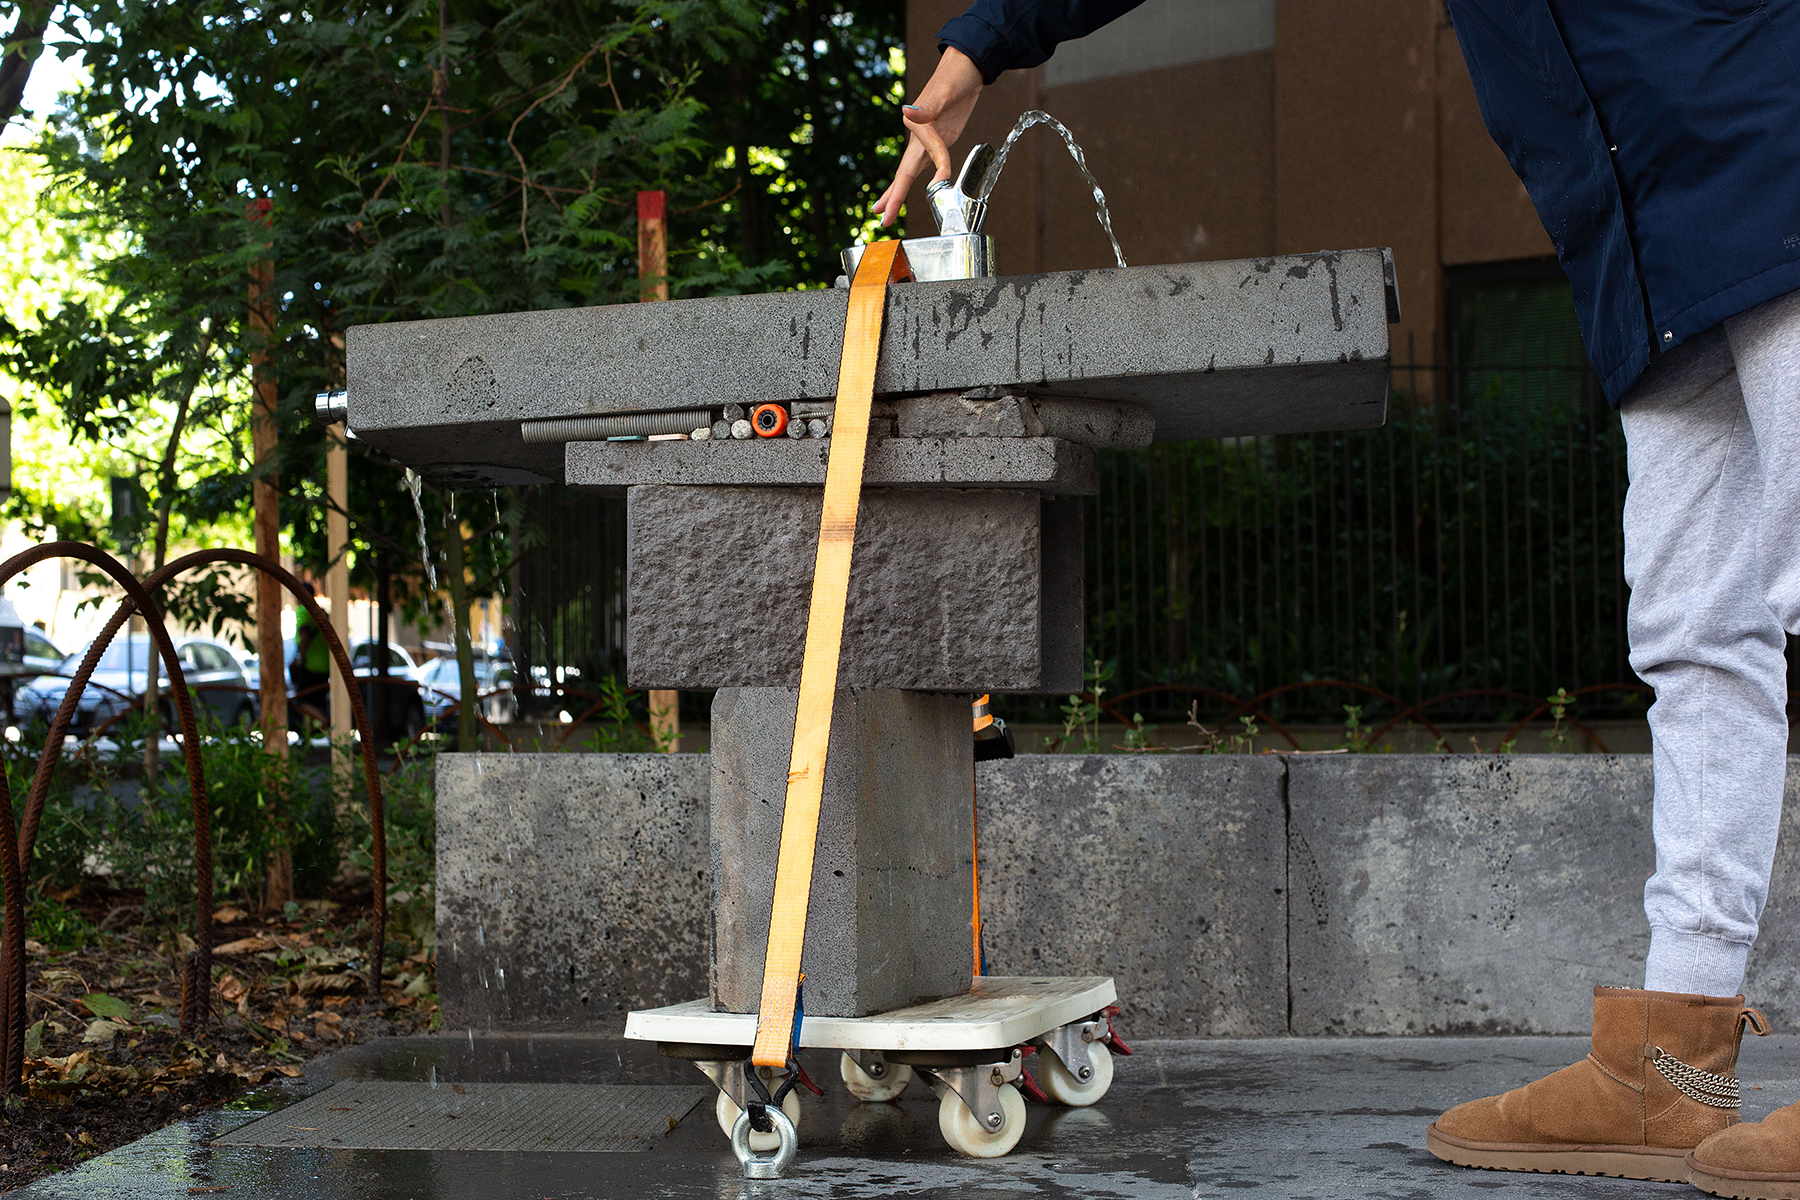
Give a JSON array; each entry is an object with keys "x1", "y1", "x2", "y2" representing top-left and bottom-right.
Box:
[{"x1": 340, "y1": 134, "x2": 1396, "y2": 1174}]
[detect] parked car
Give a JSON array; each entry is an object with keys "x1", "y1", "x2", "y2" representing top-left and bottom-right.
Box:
[
  {"x1": 238, "y1": 638, "x2": 426, "y2": 740},
  {"x1": 21, "y1": 627, "x2": 62, "y2": 680},
  {"x1": 417, "y1": 655, "x2": 518, "y2": 735},
  {"x1": 17, "y1": 634, "x2": 258, "y2": 737}
]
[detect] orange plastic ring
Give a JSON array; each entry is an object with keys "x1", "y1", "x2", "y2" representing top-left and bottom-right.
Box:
[{"x1": 752, "y1": 403, "x2": 789, "y2": 437}]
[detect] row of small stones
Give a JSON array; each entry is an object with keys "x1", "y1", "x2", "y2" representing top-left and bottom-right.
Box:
[{"x1": 691, "y1": 402, "x2": 831, "y2": 441}]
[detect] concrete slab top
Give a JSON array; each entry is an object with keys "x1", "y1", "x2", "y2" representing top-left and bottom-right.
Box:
[
  {"x1": 345, "y1": 251, "x2": 1393, "y2": 487},
  {"x1": 23, "y1": 1032, "x2": 1800, "y2": 1198}
]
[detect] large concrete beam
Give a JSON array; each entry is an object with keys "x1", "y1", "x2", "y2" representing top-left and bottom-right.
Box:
[{"x1": 345, "y1": 252, "x2": 1393, "y2": 486}]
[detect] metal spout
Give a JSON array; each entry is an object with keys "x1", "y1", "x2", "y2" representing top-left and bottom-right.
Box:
[{"x1": 926, "y1": 143, "x2": 995, "y2": 236}]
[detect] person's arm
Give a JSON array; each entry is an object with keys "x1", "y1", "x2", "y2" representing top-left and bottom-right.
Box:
[{"x1": 873, "y1": 0, "x2": 1149, "y2": 227}]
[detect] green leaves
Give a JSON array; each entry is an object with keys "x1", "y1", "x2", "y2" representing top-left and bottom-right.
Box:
[{"x1": 79, "y1": 992, "x2": 132, "y2": 1021}]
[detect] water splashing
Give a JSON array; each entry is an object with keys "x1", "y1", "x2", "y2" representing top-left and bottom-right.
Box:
[
  {"x1": 403, "y1": 468, "x2": 438, "y2": 591},
  {"x1": 977, "y1": 110, "x2": 1127, "y2": 270}
]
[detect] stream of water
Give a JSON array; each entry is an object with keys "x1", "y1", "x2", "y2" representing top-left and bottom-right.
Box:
[
  {"x1": 977, "y1": 110, "x2": 1128, "y2": 270},
  {"x1": 403, "y1": 468, "x2": 438, "y2": 592}
]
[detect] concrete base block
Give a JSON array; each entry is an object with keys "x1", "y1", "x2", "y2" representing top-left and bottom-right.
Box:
[
  {"x1": 975, "y1": 755, "x2": 1289, "y2": 1036},
  {"x1": 709, "y1": 687, "x2": 973, "y2": 1018},
  {"x1": 626, "y1": 486, "x2": 1082, "y2": 694},
  {"x1": 434, "y1": 753, "x2": 710, "y2": 1032}
]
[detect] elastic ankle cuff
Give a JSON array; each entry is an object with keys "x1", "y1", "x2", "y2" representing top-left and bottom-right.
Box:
[{"x1": 1645, "y1": 929, "x2": 1750, "y2": 998}]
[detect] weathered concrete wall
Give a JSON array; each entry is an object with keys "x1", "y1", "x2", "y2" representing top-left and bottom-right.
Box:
[
  {"x1": 436, "y1": 752, "x2": 1800, "y2": 1038},
  {"x1": 435, "y1": 754, "x2": 710, "y2": 1032},
  {"x1": 974, "y1": 755, "x2": 1289, "y2": 1036},
  {"x1": 1286, "y1": 755, "x2": 1655, "y2": 1036}
]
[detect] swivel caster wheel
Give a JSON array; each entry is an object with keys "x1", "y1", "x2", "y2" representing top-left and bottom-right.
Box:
[
  {"x1": 1037, "y1": 1041, "x2": 1113, "y2": 1107},
  {"x1": 840, "y1": 1053, "x2": 913, "y2": 1102},
  {"x1": 938, "y1": 1083, "x2": 1026, "y2": 1157},
  {"x1": 716, "y1": 1089, "x2": 801, "y2": 1153}
]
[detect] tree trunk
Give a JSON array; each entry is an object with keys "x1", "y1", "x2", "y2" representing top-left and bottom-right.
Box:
[
  {"x1": 141, "y1": 322, "x2": 215, "y2": 786},
  {"x1": 0, "y1": 5, "x2": 51, "y2": 131}
]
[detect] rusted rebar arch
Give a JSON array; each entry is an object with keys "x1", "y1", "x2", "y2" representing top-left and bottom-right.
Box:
[
  {"x1": 0, "y1": 542, "x2": 212, "y2": 1095},
  {"x1": 146, "y1": 549, "x2": 389, "y2": 1002}
]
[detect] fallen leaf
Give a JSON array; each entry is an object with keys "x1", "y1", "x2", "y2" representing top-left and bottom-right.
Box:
[
  {"x1": 25, "y1": 939, "x2": 48, "y2": 955},
  {"x1": 178, "y1": 932, "x2": 198, "y2": 954},
  {"x1": 214, "y1": 937, "x2": 276, "y2": 956},
  {"x1": 216, "y1": 974, "x2": 247, "y2": 1003},
  {"x1": 295, "y1": 972, "x2": 359, "y2": 995},
  {"x1": 80, "y1": 1020, "x2": 130, "y2": 1046},
  {"x1": 211, "y1": 907, "x2": 249, "y2": 924},
  {"x1": 81, "y1": 993, "x2": 132, "y2": 1021},
  {"x1": 452, "y1": 1084, "x2": 466, "y2": 1095},
  {"x1": 77, "y1": 1132, "x2": 94, "y2": 1146},
  {"x1": 275, "y1": 1065, "x2": 301, "y2": 1078}
]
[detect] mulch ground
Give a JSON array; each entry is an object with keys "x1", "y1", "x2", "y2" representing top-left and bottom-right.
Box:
[{"x1": 1, "y1": 888, "x2": 437, "y2": 1193}]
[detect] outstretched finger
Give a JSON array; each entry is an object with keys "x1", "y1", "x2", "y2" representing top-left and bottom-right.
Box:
[
  {"x1": 874, "y1": 138, "x2": 930, "y2": 226},
  {"x1": 907, "y1": 114, "x2": 956, "y2": 183}
]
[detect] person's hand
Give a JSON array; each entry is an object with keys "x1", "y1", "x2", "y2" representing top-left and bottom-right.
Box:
[{"x1": 873, "y1": 46, "x2": 984, "y2": 228}]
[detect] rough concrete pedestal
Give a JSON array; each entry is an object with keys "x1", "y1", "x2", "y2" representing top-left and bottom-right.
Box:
[{"x1": 709, "y1": 687, "x2": 973, "y2": 1018}]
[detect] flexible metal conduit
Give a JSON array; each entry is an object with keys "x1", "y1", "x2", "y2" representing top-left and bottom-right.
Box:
[{"x1": 520, "y1": 409, "x2": 712, "y2": 444}]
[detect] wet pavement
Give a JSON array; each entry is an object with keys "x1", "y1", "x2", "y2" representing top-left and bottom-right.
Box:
[{"x1": 17, "y1": 1033, "x2": 1800, "y2": 1199}]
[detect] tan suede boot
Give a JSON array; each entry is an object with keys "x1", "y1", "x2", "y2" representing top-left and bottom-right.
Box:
[
  {"x1": 1688, "y1": 1103, "x2": 1800, "y2": 1198},
  {"x1": 1426, "y1": 987, "x2": 1768, "y2": 1181}
]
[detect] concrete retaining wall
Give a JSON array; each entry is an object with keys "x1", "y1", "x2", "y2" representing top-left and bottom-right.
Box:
[{"x1": 435, "y1": 752, "x2": 1800, "y2": 1037}]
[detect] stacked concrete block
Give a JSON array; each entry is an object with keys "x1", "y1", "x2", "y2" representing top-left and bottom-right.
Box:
[{"x1": 625, "y1": 486, "x2": 1084, "y2": 695}]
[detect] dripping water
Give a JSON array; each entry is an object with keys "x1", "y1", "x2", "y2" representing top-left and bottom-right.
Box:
[
  {"x1": 403, "y1": 468, "x2": 438, "y2": 591},
  {"x1": 977, "y1": 110, "x2": 1128, "y2": 270}
]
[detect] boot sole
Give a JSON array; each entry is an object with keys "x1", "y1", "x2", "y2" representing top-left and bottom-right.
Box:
[
  {"x1": 1426, "y1": 1124, "x2": 1689, "y2": 1182},
  {"x1": 1687, "y1": 1152, "x2": 1800, "y2": 1200}
]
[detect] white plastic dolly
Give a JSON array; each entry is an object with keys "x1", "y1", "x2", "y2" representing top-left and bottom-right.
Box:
[{"x1": 624, "y1": 976, "x2": 1124, "y2": 1165}]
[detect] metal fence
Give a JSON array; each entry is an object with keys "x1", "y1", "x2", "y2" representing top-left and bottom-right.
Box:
[
  {"x1": 1078, "y1": 358, "x2": 1639, "y2": 725},
  {"x1": 509, "y1": 358, "x2": 1694, "y2": 728},
  {"x1": 511, "y1": 487, "x2": 627, "y2": 711}
]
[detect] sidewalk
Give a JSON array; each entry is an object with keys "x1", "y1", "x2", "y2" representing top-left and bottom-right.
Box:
[{"x1": 17, "y1": 1033, "x2": 1800, "y2": 1199}]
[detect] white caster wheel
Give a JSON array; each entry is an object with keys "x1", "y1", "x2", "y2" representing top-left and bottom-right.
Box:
[
  {"x1": 1037, "y1": 1041, "x2": 1113, "y2": 1107},
  {"x1": 937, "y1": 1083, "x2": 1026, "y2": 1157},
  {"x1": 716, "y1": 1089, "x2": 801, "y2": 1153},
  {"x1": 840, "y1": 1053, "x2": 913, "y2": 1102}
]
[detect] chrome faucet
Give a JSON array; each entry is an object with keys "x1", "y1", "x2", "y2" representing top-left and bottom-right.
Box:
[
  {"x1": 840, "y1": 143, "x2": 998, "y2": 284},
  {"x1": 926, "y1": 144, "x2": 996, "y2": 236}
]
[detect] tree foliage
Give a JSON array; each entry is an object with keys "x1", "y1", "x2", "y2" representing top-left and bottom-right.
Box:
[{"x1": 1, "y1": 0, "x2": 907, "y2": 659}]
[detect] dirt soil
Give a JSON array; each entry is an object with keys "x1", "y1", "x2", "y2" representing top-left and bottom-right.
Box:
[{"x1": 0, "y1": 888, "x2": 437, "y2": 1193}]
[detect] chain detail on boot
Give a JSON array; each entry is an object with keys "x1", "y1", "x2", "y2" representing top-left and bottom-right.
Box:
[{"x1": 1646, "y1": 1044, "x2": 1741, "y2": 1109}]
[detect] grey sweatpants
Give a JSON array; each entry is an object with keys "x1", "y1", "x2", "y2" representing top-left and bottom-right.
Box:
[{"x1": 1624, "y1": 287, "x2": 1800, "y2": 998}]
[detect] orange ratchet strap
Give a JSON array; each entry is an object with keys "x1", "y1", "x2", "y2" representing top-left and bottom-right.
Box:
[{"x1": 751, "y1": 240, "x2": 910, "y2": 1069}]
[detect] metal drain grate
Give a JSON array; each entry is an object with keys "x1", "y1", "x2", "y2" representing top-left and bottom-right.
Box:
[{"x1": 214, "y1": 1081, "x2": 709, "y2": 1152}]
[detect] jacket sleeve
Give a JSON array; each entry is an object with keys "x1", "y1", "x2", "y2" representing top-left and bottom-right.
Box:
[{"x1": 937, "y1": 0, "x2": 1151, "y2": 84}]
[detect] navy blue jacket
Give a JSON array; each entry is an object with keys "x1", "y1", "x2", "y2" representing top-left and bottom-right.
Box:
[{"x1": 939, "y1": 0, "x2": 1800, "y2": 403}]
